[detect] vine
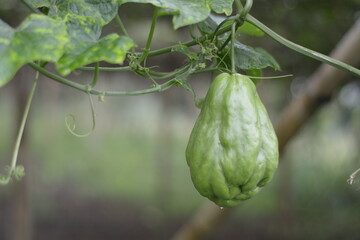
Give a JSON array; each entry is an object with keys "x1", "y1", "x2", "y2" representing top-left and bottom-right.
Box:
[{"x1": 0, "y1": 0, "x2": 359, "y2": 185}]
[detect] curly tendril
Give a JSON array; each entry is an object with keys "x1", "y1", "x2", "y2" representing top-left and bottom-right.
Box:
[{"x1": 65, "y1": 93, "x2": 96, "y2": 138}]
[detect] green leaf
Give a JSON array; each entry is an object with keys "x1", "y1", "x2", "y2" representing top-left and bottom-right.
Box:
[
  {"x1": 65, "y1": 14, "x2": 102, "y2": 42},
  {"x1": 174, "y1": 77, "x2": 200, "y2": 107},
  {"x1": 253, "y1": 47, "x2": 281, "y2": 70},
  {"x1": 56, "y1": 33, "x2": 134, "y2": 75},
  {"x1": 197, "y1": 16, "x2": 219, "y2": 34},
  {"x1": 198, "y1": 14, "x2": 264, "y2": 37},
  {"x1": 231, "y1": 42, "x2": 281, "y2": 71},
  {"x1": 208, "y1": 0, "x2": 233, "y2": 16},
  {"x1": 118, "y1": 0, "x2": 233, "y2": 29},
  {"x1": 25, "y1": 1, "x2": 133, "y2": 75},
  {"x1": 198, "y1": 14, "x2": 235, "y2": 35},
  {"x1": 26, "y1": 0, "x2": 118, "y2": 26},
  {"x1": 171, "y1": 45, "x2": 198, "y2": 61},
  {"x1": 175, "y1": 79, "x2": 194, "y2": 93},
  {"x1": 0, "y1": 14, "x2": 69, "y2": 87}
]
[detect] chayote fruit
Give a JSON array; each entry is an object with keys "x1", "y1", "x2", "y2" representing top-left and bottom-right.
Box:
[{"x1": 186, "y1": 73, "x2": 279, "y2": 207}]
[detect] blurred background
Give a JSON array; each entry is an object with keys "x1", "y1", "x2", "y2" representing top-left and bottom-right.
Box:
[{"x1": 0, "y1": 0, "x2": 360, "y2": 239}]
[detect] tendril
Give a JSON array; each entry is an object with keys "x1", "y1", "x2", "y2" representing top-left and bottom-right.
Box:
[
  {"x1": 143, "y1": 68, "x2": 160, "y2": 86},
  {"x1": 211, "y1": 15, "x2": 239, "y2": 41},
  {"x1": 65, "y1": 93, "x2": 96, "y2": 138},
  {"x1": 218, "y1": 34, "x2": 232, "y2": 51},
  {"x1": 215, "y1": 50, "x2": 230, "y2": 71},
  {"x1": 0, "y1": 70, "x2": 39, "y2": 185},
  {"x1": 248, "y1": 74, "x2": 293, "y2": 79}
]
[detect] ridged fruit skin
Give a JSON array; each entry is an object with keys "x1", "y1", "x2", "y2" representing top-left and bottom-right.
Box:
[{"x1": 186, "y1": 73, "x2": 279, "y2": 207}]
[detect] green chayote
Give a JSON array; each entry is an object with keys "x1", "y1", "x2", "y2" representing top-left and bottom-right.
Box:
[{"x1": 186, "y1": 73, "x2": 279, "y2": 207}]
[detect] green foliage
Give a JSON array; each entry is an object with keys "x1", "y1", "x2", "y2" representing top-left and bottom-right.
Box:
[
  {"x1": 171, "y1": 45, "x2": 198, "y2": 61},
  {"x1": 0, "y1": 14, "x2": 68, "y2": 87},
  {"x1": 26, "y1": 0, "x2": 118, "y2": 26},
  {"x1": 198, "y1": 14, "x2": 264, "y2": 37},
  {"x1": 0, "y1": 2, "x2": 135, "y2": 83},
  {"x1": 186, "y1": 73, "x2": 279, "y2": 207},
  {"x1": 118, "y1": 0, "x2": 234, "y2": 29},
  {"x1": 57, "y1": 32, "x2": 134, "y2": 75},
  {"x1": 1, "y1": 0, "x2": 357, "y2": 89},
  {"x1": 25, "y1": 0, "x2": 134, "y2": 76},
  {"x1": 228, "y1": 42, "x2": 280, "y2": 71},
  {"x1": 197, "y1": 13, "x2": 279, "y2": 72}
]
